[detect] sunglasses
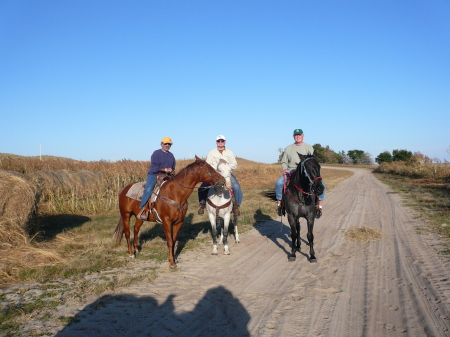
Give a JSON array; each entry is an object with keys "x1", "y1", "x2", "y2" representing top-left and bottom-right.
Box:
[
  {"x1": 216, "y1": 140, "x2": 225, "y2": 143},
  {"x1": 163, "y1": 143, "x2": 172, "y2": 146}
]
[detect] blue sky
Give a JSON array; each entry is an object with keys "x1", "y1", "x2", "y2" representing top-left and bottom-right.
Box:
[{"x1": 1, "y1": 0, "x2": 449, "y2": 163}]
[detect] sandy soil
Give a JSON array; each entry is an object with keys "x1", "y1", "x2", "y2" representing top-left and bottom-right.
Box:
[{"x1": 20, "y1": 167, "x2": 450, "y2": 336}]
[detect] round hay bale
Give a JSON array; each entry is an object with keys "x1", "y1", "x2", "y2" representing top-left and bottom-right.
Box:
[
  {"x1": 0, "y1": 171, "x2": 38, "y2": 240},
  {"x1": 28, "y1": 170, "x2": 64, "y2": 196},
  {"x1": 28, "y1": 169, "x2": 103, "y2": 196}
]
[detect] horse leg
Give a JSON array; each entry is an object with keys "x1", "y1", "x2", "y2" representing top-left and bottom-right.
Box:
[
  {"x1": 295, "y1": 219, "x2": 301, "y2": 252},
  {"x1": 287, "y1": 214, "x2": 297, "y2": 261},
  {"x1": 307, "y1": 216, "x2": 317, "y2": 263},
  {"x1": 120, "y1": 212, "x2": 134, "y2": 259},
  {"x1": 171, "y1": 221, "x2": 184, "y2": 265},
  {"x1": 133, "y1": 217, "x2": 144, "y2": 256},
  {"x1": 217, "y1": 216, "x2": 224, "y2": 246},
  {"x1": 222, "y1": 214, "x2": 231, "y2": 255},
  {"x1": 161, "y1": 221, "x2": 177, "y2": 268},
  {"x1": 233, "y1": 214, "x2": 240, "y2": 243},
  {"x1": 208, "y1": 213, "x2": 218, "y2": 255}
]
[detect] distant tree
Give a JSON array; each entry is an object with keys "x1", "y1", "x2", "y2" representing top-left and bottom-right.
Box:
[
  {"x1": 392, "y1": 149, "x2": 412, "y2": 162},
  {"x1": 313, "y1": 143, "x2": 327, "y2": 163},
  {"x1": 347, "y1": 149, "x2": 365, "y2": 164},
  {"x1": 339, "y1": 150, "x2": 352, "y2": 164},
  {"x1": 357, "y1": 152, "x2": 374, "y2": 165},
  {"x1": 375, "y1": 151, "x2": 393, "y2": 164},
  {"x1": 412, "y1": 151, "x2": 432, "y2": 164},
  {"x1": 324, "y1": 145, "x2": 341, "y2": 163},
  {"x1": 277, "y1": 148, "x2": 284, "y2": 163}
]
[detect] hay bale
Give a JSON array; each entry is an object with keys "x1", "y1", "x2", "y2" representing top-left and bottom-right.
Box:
[
  {"x1": 0, "y1": 172, "x2": 62, "y2": 283},
  {"x1": 28, "y1": 169, "x2": 102, "y2": 195},
  {"x1": 28, "y1": 170, "x2": 64, "y2": 195},
  {"x1": 0, "y1": 171, "x2": 38, "y2": 240}
]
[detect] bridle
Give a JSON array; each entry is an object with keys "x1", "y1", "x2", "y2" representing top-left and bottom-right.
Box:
[{"x1": 293, "y1": 157, "x2": 322, "y2": 196}]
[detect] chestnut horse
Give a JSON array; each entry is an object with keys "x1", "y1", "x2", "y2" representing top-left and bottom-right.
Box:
[{"x1": 114, "y1": 156, "x2": 225, "y2": 269}]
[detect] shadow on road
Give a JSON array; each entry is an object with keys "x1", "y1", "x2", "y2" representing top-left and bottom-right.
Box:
[{"x1": 55, "y1": 285, "x2": 250, "y2": 337}]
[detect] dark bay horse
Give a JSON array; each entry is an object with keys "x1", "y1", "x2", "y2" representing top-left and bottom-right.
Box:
[
  {"x1": 282, "y1": 153, "x2": 324, "y2": 262},
  {"x1": 114, "y1": 156, "x2": 225, "y2": 269}
]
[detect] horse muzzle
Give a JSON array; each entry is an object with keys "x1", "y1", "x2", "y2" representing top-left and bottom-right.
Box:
[
  {"x1": 214, "y1": 180, "x2": 225, "y2": 195},
  {"x1": 313, "y1": 181, "x2": 324, "y2": 196}
]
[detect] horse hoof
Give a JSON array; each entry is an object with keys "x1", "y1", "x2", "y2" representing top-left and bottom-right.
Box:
[
  {"x1": 288, "y1": 256, "x2": 296, "y2": 262},
  {"x1": 224, "y1": 251, "x2": 230, "y2": 255},
  {"x1": 128, "y1": 254, "x2": 135, "y2": 260},
  {"x1": 211, "y1": 252, "x2": 218, "y2": 255},
  {"x1": 309, "y1": 258, "x2": 317, "y2": 263},
  {"x1": 169, "y1": 264, "x2": 177, "y2": 270}
]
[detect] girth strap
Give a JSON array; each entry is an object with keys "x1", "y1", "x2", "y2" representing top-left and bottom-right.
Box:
[{"x1": 158, "y1": 196, "x2": 188, "y2": 213}]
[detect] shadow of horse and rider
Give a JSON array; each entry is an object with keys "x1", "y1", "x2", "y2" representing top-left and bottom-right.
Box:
[{"x1": 55, "y1": 285, "x2": 250, "y2": 337}]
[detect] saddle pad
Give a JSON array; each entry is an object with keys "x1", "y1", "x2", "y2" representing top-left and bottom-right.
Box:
[{"x1": 126, "y1": 182, "x2": 145, "y2": 201}]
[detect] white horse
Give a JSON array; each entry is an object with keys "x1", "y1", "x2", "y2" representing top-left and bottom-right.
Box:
[{"x1": 206, "y1": 159, "x2": 240, "y2": 255}]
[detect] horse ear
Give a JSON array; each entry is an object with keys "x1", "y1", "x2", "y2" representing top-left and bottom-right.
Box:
[
  {"x1": 195, "y1": 155, "x2": 201, "y2": 162},
  {"x1": 297, "y1": 152, "x2": 306, "y2": 162},
  {"x1": 312, "y1": 150, "x2": 317, "y2": 158}
]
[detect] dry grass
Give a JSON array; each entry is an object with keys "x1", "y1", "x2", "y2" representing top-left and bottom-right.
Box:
[
  {"x1": 345, "y1": 226, "x2": 383, "y2": 242},
  {"x1": 375, "y1": 160, "x2": 450, "y2": 181}
]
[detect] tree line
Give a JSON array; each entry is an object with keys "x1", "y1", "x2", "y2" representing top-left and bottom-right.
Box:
[{"x1": 277, "y1": 145, "x2": 444, "y2": 165}]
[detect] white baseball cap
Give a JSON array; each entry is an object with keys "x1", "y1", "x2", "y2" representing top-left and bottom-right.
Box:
[{"x1": 216, "y1": 135, "x2": 226, "y2": 141}]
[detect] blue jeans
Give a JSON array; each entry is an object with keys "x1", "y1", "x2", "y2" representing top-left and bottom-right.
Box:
[
  {"x1": 275, "y1": 174, "x2": 326, "y2": 201},
  {"x1": 198, "y1": 174, "x2": 243, "y2": 206},
  {"x1": 140, "y1": 173, "x2": 157, "y2": 208}
]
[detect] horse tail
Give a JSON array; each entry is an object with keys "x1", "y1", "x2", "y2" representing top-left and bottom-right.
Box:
[{"x1": 114, "y1": 217, "x2": 124, "y2": 245}]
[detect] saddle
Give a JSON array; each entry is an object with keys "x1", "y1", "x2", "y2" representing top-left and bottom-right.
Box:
[{"x1": 137, "y1": 174, "x2": 171, "y2": 221}]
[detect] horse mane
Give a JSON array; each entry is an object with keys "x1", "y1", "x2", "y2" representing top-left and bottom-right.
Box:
[{"x1": 174, "y1": 157, "x2": 205, "y2": 177}]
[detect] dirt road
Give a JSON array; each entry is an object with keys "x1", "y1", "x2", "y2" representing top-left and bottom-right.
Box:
[{"x1": 43, "y1": 168, "x2": 450, "y2": 336}]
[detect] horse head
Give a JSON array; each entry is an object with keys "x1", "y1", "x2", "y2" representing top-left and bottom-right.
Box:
[
  {"x1": 296, "y1": 153, "x2": 324, "y2": 196},
  {"x1": 216, "y1": 159, "x2": 232, "y2": 191},
  {"x1": 194, "y1": 155, "x2": 226, "y2": 188}
]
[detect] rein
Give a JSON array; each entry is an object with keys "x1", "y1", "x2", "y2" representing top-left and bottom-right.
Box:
[
  {"x1": 291, "y1": 157, "x2": 322, "y2": 196},
  {"x1": 170, "y1": 164, "x2": 219, "y2": 191}
]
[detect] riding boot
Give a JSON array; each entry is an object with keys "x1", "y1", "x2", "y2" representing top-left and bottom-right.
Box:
[
  {"x1": 138, "y1": 208, "x2": 149, "y2": 221},
  {"x1": 233, "y1": 205, "x2": 240, "y2": 216},
  {"x1": 277, "y1": 201, "x2": 282, "y2": 217},
  {"x1": 138, "y1": 203, "x2": 150, "y2": 220},
  {"x1": 198, "y1": 202, "x2": 206, "y2": 215}
]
